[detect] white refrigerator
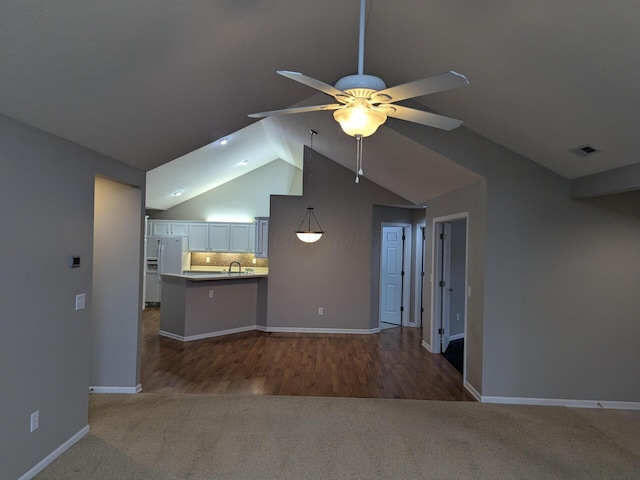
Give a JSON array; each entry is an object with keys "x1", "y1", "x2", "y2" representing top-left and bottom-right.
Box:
[{"x1": 145, "y1": 236, "x2": 189, "y2": 304}]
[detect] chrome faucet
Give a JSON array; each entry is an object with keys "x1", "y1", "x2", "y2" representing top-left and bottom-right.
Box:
[{"x1": 229, "y1": 261, "x2": 241, "y2": 273}]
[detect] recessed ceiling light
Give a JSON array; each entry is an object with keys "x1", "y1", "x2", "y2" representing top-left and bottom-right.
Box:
[
  {"x1": 172, "y1": 189, "x2": 184, "y2": 197},
  {"x1": 220, "y1": 138, "x2": 228, "y2": 145},
  {"x1": 238, "y1": 160, "x2": 248, "y2": 166}
]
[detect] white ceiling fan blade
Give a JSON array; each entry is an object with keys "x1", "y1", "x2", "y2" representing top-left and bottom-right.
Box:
[
  {"x1": 385, "y1": 105, "x2": 463, "y2": 131},
  {"x1": 277, "y1": 71, "x2": 346, "y2": 98},
  {"x1": 248, "y1": 103, "x2": 343, "y2": 118},
  {"x1": 373, "y1": 71, "x2": 469, "y2": 103}
]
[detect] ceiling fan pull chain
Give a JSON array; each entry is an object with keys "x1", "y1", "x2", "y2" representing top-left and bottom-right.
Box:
[{"x1": 355, "y1": 135, "x2": 363, "y2": 183}]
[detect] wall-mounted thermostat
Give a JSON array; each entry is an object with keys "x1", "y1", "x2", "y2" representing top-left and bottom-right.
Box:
[{"x1": 68, "y1": 256, "x2": 81, "y2": 268}]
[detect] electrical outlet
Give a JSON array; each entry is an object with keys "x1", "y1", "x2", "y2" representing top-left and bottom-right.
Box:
[
  {"x1": 205, "y1": 257, "x2": 211, "y2": 263},
  {"x1": 318, "y1": 307, "x2": 323, "y2": 315},
  {"x1": 209, "y1": 290, "x2": 214, "y2": 298},
  {"x1": 457, "y1": 313, "x2": 460, "y2": 321},
  {"x1": 75, "y1": 293, "x2": 86, "y2": 311},
  {"x1": 30, "y1": 410, "x2": 39, "y2": 432},
  {"x1": 252, "y1": 258, "x2": 257, "y2": 264}
]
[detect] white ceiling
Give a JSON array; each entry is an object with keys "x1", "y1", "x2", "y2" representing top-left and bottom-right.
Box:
[{"x1": 2, "y1": 1, "x2": 639, "y2": 206}]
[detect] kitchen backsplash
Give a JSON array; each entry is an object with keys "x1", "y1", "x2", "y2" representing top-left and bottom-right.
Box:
[{"x1": 190, "y1": 252, "x2": 269, "y2": 268}]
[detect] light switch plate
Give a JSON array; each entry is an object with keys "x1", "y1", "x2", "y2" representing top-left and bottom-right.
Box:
[{"x1": 75, "y1": 293, "x2": 86, "y2": 310}]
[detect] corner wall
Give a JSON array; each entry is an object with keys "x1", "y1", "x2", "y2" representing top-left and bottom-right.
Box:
[
  {"x1": 267, "y1": 148, "x2": 412, "y2": 331},
  {"x1": 393, "y1": 118, "x2": 640, "y2": 403},
  {"x1": 0, "y1": 114, "x2": 145, "y2": 479}
]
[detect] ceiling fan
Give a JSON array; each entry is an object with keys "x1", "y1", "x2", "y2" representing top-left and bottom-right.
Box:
[{"x1": 248, "y1": 0, "x2": 469, "y2": 182}]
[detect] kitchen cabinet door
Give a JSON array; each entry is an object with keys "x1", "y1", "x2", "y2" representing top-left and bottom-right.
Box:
[
  {"x1": 151, "y1": 221, "x2": 172, "y2": 236},
  {"x1": 188, "y1": 223, "x2": 209, "y2": 251},
  {"x1": 229, "y1": 223, "x2": 252, "y2": 252},
  {"x1": 171, "y1": 222, "x2": 189, "y2": 237},
  {"x1": 255, "y1": 218, "x2": 269, "y2": 258},
  {"x1": 208, "y1": 224, "x2": 230, "y2": 251}
]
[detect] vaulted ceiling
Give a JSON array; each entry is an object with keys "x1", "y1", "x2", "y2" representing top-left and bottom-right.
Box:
[{"x1": 2, "y1": 1, "x2": 638, "y2": 207}]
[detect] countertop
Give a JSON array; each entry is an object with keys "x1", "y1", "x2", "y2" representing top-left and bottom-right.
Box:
[{"x1": 161, "y1": 272, "x2": 268, "y2": 282}]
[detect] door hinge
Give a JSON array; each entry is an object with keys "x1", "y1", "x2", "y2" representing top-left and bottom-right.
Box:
[
  {"x1": 421, "y1": 307, "x2": 424, "y2": 313},
  {"x1": 440, "y1": 233, "x2": 445, "y2": 239},
  {"x1": 402, "y1": 235, "x2": 406, "y2": 241},
  {"x1": 438, "y1": 328, "x2": 445, "y2": 335},
  {"x1": 400, "y1": 306, "x2": 404, "y2": 312},
  {"x1": 439, "y1": 280, "x2": 446, "y2": 287},
  {"x1": 401, "y1": 271, "x2": 405, "y2": 277}
]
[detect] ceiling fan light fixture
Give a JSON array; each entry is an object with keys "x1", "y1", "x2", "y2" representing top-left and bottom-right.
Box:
[{"x1": 333, "y1": 103, "x2": 387, "y2": 137}]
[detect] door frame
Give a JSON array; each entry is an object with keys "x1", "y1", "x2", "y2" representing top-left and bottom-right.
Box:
[
  {"x1": 379, "y1": 222, "x2": 412, "y2": 327},
  {"x1": 430, "y1": 213, "x2": 469, "y2": 374},
  {"x1": 412, "y1": 223, "x2": 426, "y2": 327}
]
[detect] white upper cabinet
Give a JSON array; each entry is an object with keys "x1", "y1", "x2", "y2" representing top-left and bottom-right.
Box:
[
  {"x1": 154, "y1": 220, "x2": 258, "y2": 253},
  {"x1": 209, "y1": 224, "x2": 231, "y2": 251},
  {"x1": 255, "y1": 218, "x2": 269, "y2": 258},
  {"x1": 229, "y1": 223, "x2": 254, "y2": 252},
  {"x1": 187, "y1": 223, "x2": 209, "y2": 251},
  {"x1": 148, "y1": 220, "x2": 190, "y2": 237},
  {"x1": 171, "y1": 222, "x2": 189, "y2": 237},
  {"x1": 151, "y1": 221, "x2": 172, "y2": 236}
]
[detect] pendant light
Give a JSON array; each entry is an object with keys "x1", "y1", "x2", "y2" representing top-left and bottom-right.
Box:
[{"x1": 296, "y1": 130, "x2": 324, "y2": 243}]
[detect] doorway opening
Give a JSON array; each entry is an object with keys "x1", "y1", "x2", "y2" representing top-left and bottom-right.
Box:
[
  {"x1": 379, "y1": 223, "x2": 412, "y2": 329},
  {"x1": 431, "y1": 214, "x2": 468, "y2": 377}
]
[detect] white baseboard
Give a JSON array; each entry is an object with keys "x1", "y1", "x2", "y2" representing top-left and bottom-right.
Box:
[
  {"x1": 450, "y1": 333, "x2": 465, "y2": 341},
  {"x1": 160, "y1": 324, "x2": 382, "y2": 342},
  {"x1": 420, "y1": 340, "x2": 432, "y2": 352},
  {"x1": 464, "y1": 381, "x2": 482, "y2": 402},
  {"x1": 89, "y1": 384, "x2": 142, "y2": 394},
  {"x1": 481, "y1": 396, "x2": 640, "y2": 410},
  {"x1": 18, "y1": 425, "x2": 89, "y2": 480},
  {"x1": 266, "y1": 326, "x2": 379, "y2": 335},
  {"x1": 160, "y1": 325, "x2": 257, "y2": 342}
]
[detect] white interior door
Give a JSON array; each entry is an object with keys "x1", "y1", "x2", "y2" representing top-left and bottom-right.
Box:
[
  {"x1": 380, "y1": 226, "x2": 404, "y2": 325},
  {"x1": 441, "y1": 223, "x2": 452, "y2": 352}
]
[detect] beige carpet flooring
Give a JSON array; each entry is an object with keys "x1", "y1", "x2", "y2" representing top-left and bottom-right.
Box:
[{"x1": 37, "y1": 394, "x2": 640, "y2": 479}]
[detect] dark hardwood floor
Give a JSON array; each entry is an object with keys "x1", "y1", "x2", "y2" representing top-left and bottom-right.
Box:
[{"x1": 140, "y1": 307, "x2": 475, "y2": 401}]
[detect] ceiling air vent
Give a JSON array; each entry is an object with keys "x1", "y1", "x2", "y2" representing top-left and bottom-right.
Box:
[{"x1": 569, "y1": 144, "x2": 601, "y2": 158}]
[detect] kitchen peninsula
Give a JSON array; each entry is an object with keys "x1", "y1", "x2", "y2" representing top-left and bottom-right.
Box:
[{"x1": 159, "y1": 272, "x2": 268, "y2": 342}]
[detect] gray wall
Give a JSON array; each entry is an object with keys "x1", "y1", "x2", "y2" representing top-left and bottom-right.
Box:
[
  {"x1": 92, "y1": 177, "x2": 143, "y2": 389},
  {"x1": 0, "y1": 114, "x2": 145, "y2": 479},
  {"x1": 393, "y1": 117, "x2": 640, "y2": 402},
  {"x1": 267, "y1": 148, "x2": 411, "y2": 330},
  {"x1": 149, "y1": 159, "x2": 302, "y2": 220},
  {"x1": 423, "y1": 181, "x2": 487, "y2": 394}
]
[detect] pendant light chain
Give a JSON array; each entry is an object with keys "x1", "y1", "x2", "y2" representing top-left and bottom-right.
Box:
[{"x1": 308, "y1": 129, "x2": 317, "y2": 206}]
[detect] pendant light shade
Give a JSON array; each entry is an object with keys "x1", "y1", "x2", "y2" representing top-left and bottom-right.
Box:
[
  {"x1": 296, "y1": 207, "x2": 324, "y2": 243},
  {"x1": 296, "y1": 130, "x2": 324, "y2": 243}
]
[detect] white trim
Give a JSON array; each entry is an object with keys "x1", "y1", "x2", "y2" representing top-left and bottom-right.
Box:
[
  {"x1": 266, "y1": 327, "x2": 380, "y2": 335},
  {"x1": 18, "y1": 425, "x2": 90, "y2": 480},
  {"x1": 413, "y1": 222, "x2": 426, "y2": 328},
  {"x1": 420, "y1": 339, "x2": 432, "y2": 353},
  {"x1": 464, "y1": 381, "x2": 482, "y2": 402},
  {"x1": 450, "y1": 333, "x2": 465, "y2": 341},
  {"x1": 160, "y1": 325, "x2": 257, "y2": 342},
  {"x1": 480, "y1": 396, "x2": 640, "y2": 410},
  {"x1": 430, "y1": 213, "x2": 469, "y2": 369},
  {"x1": 161, "y1": 325, "x2": 380, "y2": 340},
  {"x1": 89, "y1": 383, "x2": 142, "y2": 394}
]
